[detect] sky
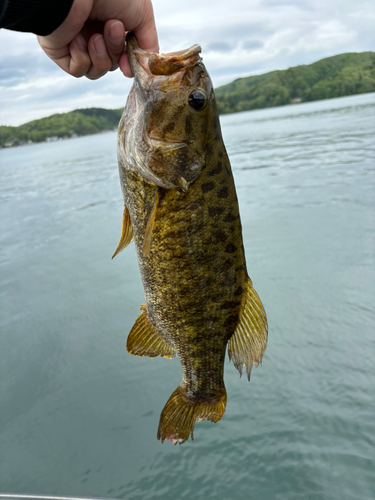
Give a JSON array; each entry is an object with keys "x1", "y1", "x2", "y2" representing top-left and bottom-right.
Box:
[{"x1": 0, "y1": 0, "x2": 374, "y2": 126}]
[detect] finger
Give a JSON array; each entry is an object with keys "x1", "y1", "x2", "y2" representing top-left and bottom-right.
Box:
[
  {"x1": 118, "y1": 0, "x2": 159, "y2": 80},
  {"x1": 103, "y1": 20, "x2": 126, "y2": 71},
  {"x1": 132, "y1": 1, "x2": 159, "y2": 54},
  {"x1": 85, "y1": 34, "x2": 112, "y2": 80},
  {"x1": 119, "y1": 51, "x2": 132, "y2": 78},
  {"x1": 38, "y1": 33, "x2": 92, "y2": 78},
  {"x1": 68, "y1": 33, "x2": 92, "y2": 77}
]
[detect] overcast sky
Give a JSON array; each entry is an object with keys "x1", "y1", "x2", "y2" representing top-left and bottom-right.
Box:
[{"x1": 0, "y1": 0, "x2": 374, "y2": 126}]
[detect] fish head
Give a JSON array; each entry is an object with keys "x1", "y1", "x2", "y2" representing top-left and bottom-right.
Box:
[{"x1": 119, "y1": 33, "x2": 219, "y2": 191}]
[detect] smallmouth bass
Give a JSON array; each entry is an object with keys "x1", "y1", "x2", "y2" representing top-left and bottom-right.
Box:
[{"x1": 114, "y1": 33, "x2": 268, "y2": 444}]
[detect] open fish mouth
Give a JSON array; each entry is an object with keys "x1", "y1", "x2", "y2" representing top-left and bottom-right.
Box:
[
  {"x1": 121, "y1": 33, "x2": 208, "y2": 192},
  {"x1": 126, "y1": 32, "x2": 201, "y2": 79},
  {"x1": 124, "y1": 33, "x2": 203, "y2": 191}
]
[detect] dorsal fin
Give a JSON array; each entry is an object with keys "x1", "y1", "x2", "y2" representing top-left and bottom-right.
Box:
[
  {"x1": 112, "y1": 205, "x2": 134, "y2": 259},
  {"x1": 127, "y1": 305, "x2": 176, "y2": 359},
  {"x1": 228, "y1": 277, "x2": 268, "y2": 380},
  {"x1": 142, "y1": 188, "x2": 160, "y2": 257}
]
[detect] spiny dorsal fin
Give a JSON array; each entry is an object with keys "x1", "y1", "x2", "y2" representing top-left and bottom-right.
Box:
[
  {"x1": 112, "y1": 205, "x2": 134, "y2": 259},
  {"x1": 142, "y1": 188, "x2": 160, "y2": 257},
  {"x1": 127, "y1": 305, "x2": 175, "y2": 359},
  {"x1": 228, "y1": 277, "x2": 268, "y2": 380}
]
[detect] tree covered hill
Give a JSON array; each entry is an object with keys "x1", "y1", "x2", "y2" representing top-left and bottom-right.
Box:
[
  {"x1": 1, "y1": 51, "x2": 374, "y2": 148},
  {"x1": 215, "y1": 51, "x2": 375, "y2": 114},
  {"x1": 0, "y1": 107, "x2": 123, "y2": 148}
]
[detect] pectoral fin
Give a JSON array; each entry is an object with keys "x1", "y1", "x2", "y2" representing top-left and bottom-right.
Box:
[
  {"x1": 112, "y1": 205, "x2": 133, "y2": 259},
  {"x1": 127, "y1": 305, "x2": 175, "y2": 359},
  {"x1": 228, "y1": 277, "x2": 268, "y2": 380},
  {"x1": 142, "y1": 188, "x2": 160, "y2": 257}
]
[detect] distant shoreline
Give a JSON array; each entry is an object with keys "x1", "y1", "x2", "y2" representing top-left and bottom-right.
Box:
[
  {"x1": 0, "y1": 128, "x2": 118, "y2": 150},
  {"x1": 1, "y1": 51, "x2": 374, "y2": 149},
  {"x1": 2, "y1": 92, "x2": 374, "y2": 152}
]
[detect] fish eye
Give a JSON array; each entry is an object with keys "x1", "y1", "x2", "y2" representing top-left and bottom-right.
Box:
[{"x1": 188, "y1": 90, "x2": 207, "y2": 111}]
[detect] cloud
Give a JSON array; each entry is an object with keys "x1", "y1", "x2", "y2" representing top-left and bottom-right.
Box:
[
  {"x1": 0, "y1": 0, "x2": 374, "y2": 125},
  {"x1": 206, "y1": 42, "x2": 234, "y2": 53},
  {"x1": 242, "y1": 39, "x2": 264, "y2": 50}
]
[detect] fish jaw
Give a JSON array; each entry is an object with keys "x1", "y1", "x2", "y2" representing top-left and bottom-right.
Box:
[{"x1": 126, "y1": 32, "x2": 201, "y2": 83}]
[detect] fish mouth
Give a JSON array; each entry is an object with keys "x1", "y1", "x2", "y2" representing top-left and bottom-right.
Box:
[
  {"x1": 124, "y1": 33, "x2": 204, "y2": 192},
  {"x1": 126, "y1": 32, "x2": 201, "y2": 79}
]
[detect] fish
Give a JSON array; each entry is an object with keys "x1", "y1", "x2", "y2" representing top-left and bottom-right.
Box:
[{"x1": 113, "y1": 32, "x2": 268, "y2": 444}]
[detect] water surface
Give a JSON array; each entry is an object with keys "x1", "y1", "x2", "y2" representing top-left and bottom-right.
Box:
[{"x1": 1, "y1": 93, "x2": 374, "y2": 499}]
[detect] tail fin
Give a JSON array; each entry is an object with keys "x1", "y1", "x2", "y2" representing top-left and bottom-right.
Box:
[{"x1": 157, "y1": 386, "x2": 227, "y2": 444}]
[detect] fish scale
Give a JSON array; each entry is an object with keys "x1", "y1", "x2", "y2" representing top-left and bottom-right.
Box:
[{"x1": 113, "y1": 33, "x2": 268, "y2": 444}]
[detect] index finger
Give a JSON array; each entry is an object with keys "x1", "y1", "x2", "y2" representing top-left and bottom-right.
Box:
[
  {"x1": 131, "y1": 1, "x2": 159, "y2": 54},
  {"x1": 119, "y1": 1, "x2": 158, "y2": 78}
]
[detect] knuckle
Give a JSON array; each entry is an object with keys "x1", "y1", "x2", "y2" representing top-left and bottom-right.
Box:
[
  {"x1": 68, "y1": 65, "x2": 90, "y2": 78},
  {"x1": 71, "y1": 69, "x2": 84, "y2": 78},
  {"x1": 85, "y1": 70, "x2": 108, "y2": 80}
]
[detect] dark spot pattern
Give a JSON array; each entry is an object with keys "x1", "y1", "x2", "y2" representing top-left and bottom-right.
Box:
[
  {"x1": 235, "y1": 265, "x2": 247, "y2": 275},
  {"x1": 208, "y1": 206, "x2": 225, "y2": 216},
  {"x1": 162, "y1": 121, "x2": 175, "y2": 135},
  {"x1": 201, "y1": 182, "x2": 215, "y2": 193},
  {"x1": 217, "y1": 187, "x2": 229, "y2": 199},
  {"x1": 212, "y1": 230, "x2": 226, "y2": 243},
  {"x1": 208, "y1": 162, "x2": 222, "y2": 177},
  {"x1": 222, "y1": 301, "x2": 239, "y2": 310},
  {"x1": 213, "y1": 258, "x2": 233, "y2": 274},
  {"x1": 225, "y1": 243, "x2": 237, "y2": 253},
  {"x1": 224, "y1": 213, "x2": 238, "y2": 223},
  {"x1": 234, "y1": 286, "x2": 243, "y2": 296},
  {"x1": 224, "y1": 314, "x2": 239, "y2": 328}
]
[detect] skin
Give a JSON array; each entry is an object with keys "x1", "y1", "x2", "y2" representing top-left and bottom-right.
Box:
[{"x1": 37, "y1": 0, "x2": 158, "y2": 79}]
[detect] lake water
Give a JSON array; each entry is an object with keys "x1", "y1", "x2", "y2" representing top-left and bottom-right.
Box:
[{"x1": 1, "y1": 93, "x2": 374, "y2": 499}]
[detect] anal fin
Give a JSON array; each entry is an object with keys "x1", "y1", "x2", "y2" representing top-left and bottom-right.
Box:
[
  {"x1": 127, "y1": 305, "x2": 175, "y2": 359},
  {"x1": 112, "y1": 205, "x2": 133, "y2": 259},
  {"x1": 228, "y1": 277, "x2": 268, "y2": 380}
]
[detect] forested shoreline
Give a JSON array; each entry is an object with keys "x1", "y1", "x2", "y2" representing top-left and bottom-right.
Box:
[
  {"x1": 0, "y1": 108, "x2": 123, "y2": 149},
  {"x1": 215, "y1": 51, "x2": 375, "y2": 114},
  {"x1": 1, "y1": 51, "x2": 374, "y2": 148}
]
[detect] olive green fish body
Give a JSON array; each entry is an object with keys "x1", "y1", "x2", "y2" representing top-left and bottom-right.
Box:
[
  {"x1": 123, "y1": 140, "x2": 246, "y2": 402},
  {"x1": 115, "y1": 34, "x2": 268, "y2": 444}
]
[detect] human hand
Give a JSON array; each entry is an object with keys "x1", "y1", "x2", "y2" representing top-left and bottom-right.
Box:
[{"x1": 37, "y1": 0, "x2": 158, "y2": 80}]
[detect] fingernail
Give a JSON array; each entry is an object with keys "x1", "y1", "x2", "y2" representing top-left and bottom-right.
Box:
[
  {"x1": 94, "y1": 35, "x2": 107, "y2": 58},
  {"x1": 109, "y1": 21, "x2": 124, "y2": 45}
]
